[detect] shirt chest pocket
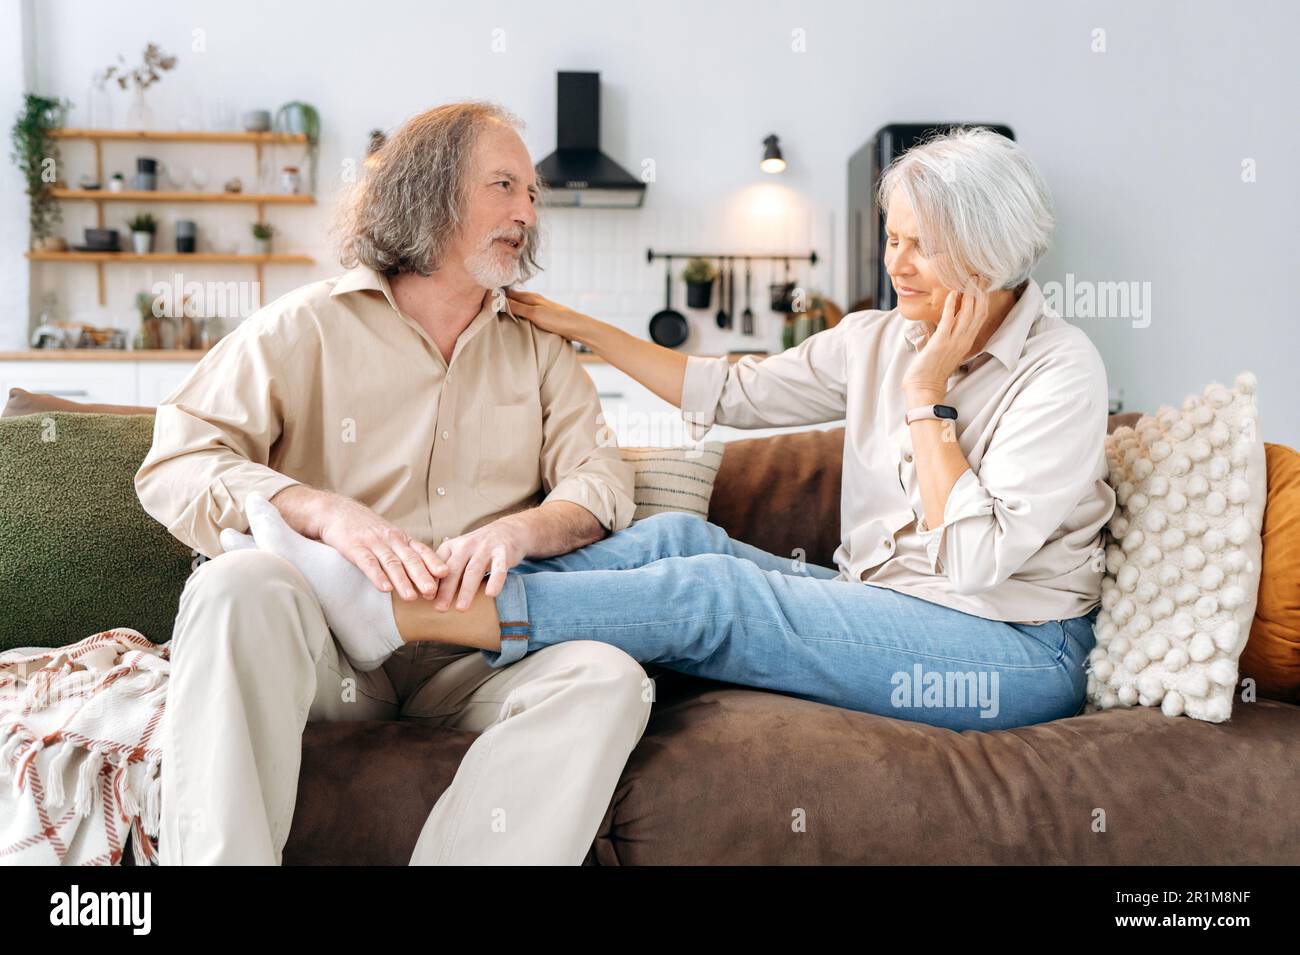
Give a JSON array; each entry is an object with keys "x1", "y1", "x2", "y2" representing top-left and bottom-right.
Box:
[{"x1": 475, "y1": 402, "x2": 544, "y2": 508}]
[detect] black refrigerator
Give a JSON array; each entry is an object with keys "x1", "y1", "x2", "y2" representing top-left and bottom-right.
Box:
[{"x1": 847, "y1": 122, "x2": 1015, "y2": 313}]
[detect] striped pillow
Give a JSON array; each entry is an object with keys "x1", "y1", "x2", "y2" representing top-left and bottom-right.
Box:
[{"x1": 619, "y1": 443, "x2": 725, "y2": 521}]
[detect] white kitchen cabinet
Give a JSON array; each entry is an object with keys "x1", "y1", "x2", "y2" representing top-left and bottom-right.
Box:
[
  {"x1": 0, "y1": 360, "x2": 137, "y2": 406},
  {"x1": 136, "y1": 361, "x2": 202, "y2": 406}
]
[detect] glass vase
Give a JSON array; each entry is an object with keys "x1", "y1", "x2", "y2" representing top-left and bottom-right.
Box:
[{"x1": 125, "y1": 87, "x2": 154, "y2": 130}]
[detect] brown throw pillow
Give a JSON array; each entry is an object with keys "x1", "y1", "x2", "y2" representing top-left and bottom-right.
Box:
[
  {"x1": 1240, "y1": 442, "x2": 1300, "y2": 702},
  {"x1": 708, "y1": 427, "x2": 845, "y2": 570},
  {"x1": 3, "y1": 387, "x2": 154, "y2": 418}
]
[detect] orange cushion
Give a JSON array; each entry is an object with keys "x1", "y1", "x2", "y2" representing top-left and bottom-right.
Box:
[{"x1": 1241, "y1": 442, "x2": 1300, "y2": 702}]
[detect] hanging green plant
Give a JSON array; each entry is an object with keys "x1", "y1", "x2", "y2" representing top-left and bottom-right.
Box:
[
  {"x1": 10, "y1": 93, "x2": 71, "y2": 245},
  {"x1": 273, "y1": 101, "x2": 320, "y2": 195}
]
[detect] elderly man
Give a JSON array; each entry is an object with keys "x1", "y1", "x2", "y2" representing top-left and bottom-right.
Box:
[{"x1": 135, "y1": 101, "x2": 651, "y2": 865}]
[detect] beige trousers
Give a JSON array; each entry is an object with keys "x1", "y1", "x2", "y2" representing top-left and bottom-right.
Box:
[{"x1": 158, "y1": 549, "x2": 653, "y2": 865}]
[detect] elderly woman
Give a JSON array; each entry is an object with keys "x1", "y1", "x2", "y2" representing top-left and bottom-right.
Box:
[{"x1": 239, "y1": 127, "x2": 1115, "y2": 732}]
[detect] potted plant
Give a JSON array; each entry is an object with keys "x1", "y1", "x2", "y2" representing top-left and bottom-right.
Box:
[
  {"x1": 682, "y1": 257, "x2": 716, "y2": 309},
  {"x1": 251, "y1": 221, "x2": 274, "y2": 255},
  {"x1": 108, "y1": 172, "x2": 125, "y2": 192},
  {"x1": 126, "y1": 212, "x2": 157, "y2": 254},
  {"x1": 10, "y1": 93, "x2": 71, "y2": 250},
  {"x1": 273, "y1": 101, "x2": 320, "y2": 194}
]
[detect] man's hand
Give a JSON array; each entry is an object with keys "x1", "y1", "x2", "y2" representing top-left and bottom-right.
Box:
[
  {"x1": 436, "y1": 501, "x2": 610, "y2": 610},
  {"x1": 269, "y1": 485, "x2": 447, "y2": 601},
  {"x1": 432, "y1": 519, "x2": 529, "y2": 611}
]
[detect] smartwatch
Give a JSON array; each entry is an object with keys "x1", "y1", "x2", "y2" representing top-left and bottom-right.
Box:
[{"x1": 904, "y1": 403, "x2": 958, "y2": 425}]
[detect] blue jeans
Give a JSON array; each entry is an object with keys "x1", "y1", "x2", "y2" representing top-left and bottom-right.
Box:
[{"x1": 487, "y1": 512, "x2": 1099, "y2": 732}]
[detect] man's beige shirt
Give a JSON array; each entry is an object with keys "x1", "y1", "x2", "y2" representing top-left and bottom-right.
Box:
[
  {"x1": 135, "y1": 265, "x2": 636, "y2": 558},
  {"x1": 681, "y1": 278, "x2": 1116, "y2": 624}
]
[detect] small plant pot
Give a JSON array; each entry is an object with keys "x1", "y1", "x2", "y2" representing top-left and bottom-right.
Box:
[
  {"x1": 131, "y1": 230, "x2": 155, "y2": 254},
  {"x1": 685, "y1": 281, "x2": 713, "y2": 310},
  {"x1": 34, "y1": 235, "x2": 67, "y2": 252},
  {"x1": 253, "y1": 237, "x2": 272, "y2": 255},
  {"x1": 770, "y1": 281, "x2": 797, "y2": 312}
]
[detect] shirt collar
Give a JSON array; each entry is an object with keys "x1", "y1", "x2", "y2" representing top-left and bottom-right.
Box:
[
  {"x1": 330, "y1": 264, "x2": 520, "y2": 321},
  {"x1": 901, "y1": 277, "x2": 1044, "y2": 371}
]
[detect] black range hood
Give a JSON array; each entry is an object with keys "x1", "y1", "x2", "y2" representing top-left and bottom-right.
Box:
[{"x1": 535, "y1": 72, "x2": 646, "y2": 209}]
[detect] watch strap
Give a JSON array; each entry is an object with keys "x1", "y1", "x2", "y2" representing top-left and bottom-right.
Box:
[{"x1": 905, "y1": 403, "x2": 958, "y2": 425}]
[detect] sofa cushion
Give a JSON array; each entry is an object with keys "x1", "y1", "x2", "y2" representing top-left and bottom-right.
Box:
[
  {"x1": 620, "y1": 443, "x2": 725, "y2": 520},
  {"x1": 1088, "y1": 374, "x2": 1266, "y2": 722},
  {"x1": 708, "y1": 427, "x2": 845, "y2": 569},
  {"x1": 1241, "y1": 442, "x2": 1300, "y2": 702},
  {"x1": 587, "y1": 672, "x2": 1300, "y2": 865},
  {"x1": 0, "y1": 412, "x2": 195, "y2": 651}
]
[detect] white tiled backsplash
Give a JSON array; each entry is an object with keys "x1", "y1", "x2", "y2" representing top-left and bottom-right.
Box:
[{"x1": 522, "y1": 204, "x2": 836, "y2": 358}]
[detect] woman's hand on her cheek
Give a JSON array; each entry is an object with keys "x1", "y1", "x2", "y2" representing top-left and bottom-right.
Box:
[{"x1": 904, "y1": 278, "x2": 988, "y2": 396}]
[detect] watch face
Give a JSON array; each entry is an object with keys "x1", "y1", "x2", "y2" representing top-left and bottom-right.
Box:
[{"x1": 935, "y1": 405, "x2": 958, "y2": 419}]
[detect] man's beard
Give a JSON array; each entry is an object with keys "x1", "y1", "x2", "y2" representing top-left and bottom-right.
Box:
[{"x1": 464, "y1": 227, "x2": 528, "y2": 289}]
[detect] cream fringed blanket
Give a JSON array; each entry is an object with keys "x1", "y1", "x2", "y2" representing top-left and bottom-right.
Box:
[{"x1": 0, "y1": 630, "x2": 168, "y2": 865}]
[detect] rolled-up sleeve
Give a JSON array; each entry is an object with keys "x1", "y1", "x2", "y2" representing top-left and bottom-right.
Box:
[
  {"x1": 912, "y1": 346, "x2": 1109, "y2": 596},
  {"x1": 536, "y1": 337, "x2": 636, "y2": 532},
  {"x1": 133, "y1": 316, "x2": 304, "y2": 558},
  {"x1": 680, "y1": 321, "x2": 851, "y2": 440}
]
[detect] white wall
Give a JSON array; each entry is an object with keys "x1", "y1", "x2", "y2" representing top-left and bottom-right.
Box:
[
  {"x1": 6, "y1": 0, "x2": 1298, "y2": 443},
  {"x1": 0, "y1": 0, "x2": 36, "y2": 350}
]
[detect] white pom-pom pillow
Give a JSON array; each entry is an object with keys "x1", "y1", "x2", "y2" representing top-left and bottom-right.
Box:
[{"x1": 1085, "y1": 372, "x2": 1266, "y2": 723}]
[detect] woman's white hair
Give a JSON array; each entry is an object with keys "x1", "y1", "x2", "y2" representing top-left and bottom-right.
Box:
[{"x1": 876, "y1": 126, "x2": 1055, "y2": 292}]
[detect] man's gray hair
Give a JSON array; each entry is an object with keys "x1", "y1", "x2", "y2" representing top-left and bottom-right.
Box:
[
  {"x1": 337, "y1": 100, "x2": 543, "y2": 279},
  {"x1": 876, "y1": 127, "x2": 1054, "y2": 292}
]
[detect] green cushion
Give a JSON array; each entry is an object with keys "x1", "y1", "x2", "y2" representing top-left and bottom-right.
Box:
[{"x1": 0, "y1": 412, "x2": 194, "y2": 651}]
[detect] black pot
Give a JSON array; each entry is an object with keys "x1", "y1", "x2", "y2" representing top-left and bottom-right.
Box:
[
  {"x1": 136, "y1": 157, "x2": 159, "y2": 174},
  {"x1": 685, "y1": 281, "x2": 713, "y2": 309},
  {"x1": 175, "y1": 236, "x2": 196, "y2": 254}
]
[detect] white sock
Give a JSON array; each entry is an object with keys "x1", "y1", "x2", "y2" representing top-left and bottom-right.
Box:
[{"x1": 225, "y1": 493, "x2": 405, "y2": 672}]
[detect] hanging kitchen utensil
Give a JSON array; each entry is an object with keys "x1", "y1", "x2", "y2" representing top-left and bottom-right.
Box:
[
  {"x1": 649, "y1": 255, "x2": 689, "y2": 348},
  {"x1": 726, "y1": 256, "x2": 736, "y2": 329},
  {"x1": 715, "y1": 257, "x2": 728, "y2": 329},
  {"x1": 770, "y1": 257, "x2": 796, "y2": 312},
  {"x1": 741, "y1": 258, "x2": 754, "y2": 335}
]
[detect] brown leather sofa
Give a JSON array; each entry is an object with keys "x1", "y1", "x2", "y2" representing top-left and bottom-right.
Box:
[{"x1": 11, "y1": 386, "x2": 1291, "y2": 865}]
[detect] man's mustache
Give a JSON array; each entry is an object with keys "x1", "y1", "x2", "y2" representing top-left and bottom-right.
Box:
[{"x1": 484, "y1": 227, "x2": 531, "y2": 249}]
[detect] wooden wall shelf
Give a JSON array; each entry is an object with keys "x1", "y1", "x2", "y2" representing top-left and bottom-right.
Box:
[
  {"x1": 0, "y1": 349, "x2": 211, "y2": 361},
  {"x1": 34, "y1": 128, "x2": 317, "y2": 308},
  {"x1": 27, "y1": 252, "x2": 313, "y2": 264},
  {"x1": 50, "y1": 129, "x2": 308, "y2": 145},
  {"x1": 53, "y1": 189, "x2": 313, "y2": 205}
]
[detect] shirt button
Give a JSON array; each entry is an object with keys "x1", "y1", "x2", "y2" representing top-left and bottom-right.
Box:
[
  {"x1": 436, "y1": 486, "x2": 446, "y2": 496},
  {"x1": 903, "y1": 451, "x2": 913, "y2": 463},
  {"x1": 883, "y1": 538, "x2": 895, "y2": 551},
  {"x1": 441, "y1": 430, "x2": 450, "y2": 440}
]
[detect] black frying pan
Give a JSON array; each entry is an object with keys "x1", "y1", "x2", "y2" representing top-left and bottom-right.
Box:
[{"x1": 649, "y1": 256, "x2": 689, "y2": 348}]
